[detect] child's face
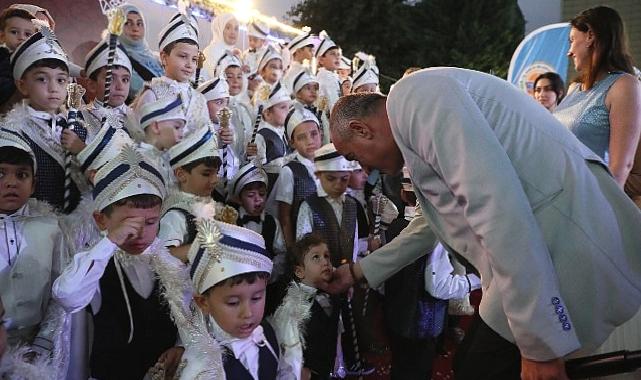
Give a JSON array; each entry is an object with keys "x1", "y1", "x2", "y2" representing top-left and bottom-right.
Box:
[
  {"x1": 123, "y1": 12, "x2": 144, "y2": 41},
  {"x1": 294, "y1": 46, "x2": 313, "y2": 62},
  {"x1": 162, "y1": 42, "x2": 199, "y2": 83},
  {"x1": 248, "y1": 36, "x2": 264, "y2": 50},
  {"x1": 0, "y1": 16, "x2": 36, "y2": 51},
  {"x1": 151, "y1": 119, "x2": 185, "y2": 150},
  {"x1": 223, "y1": 19, "x2": 239, "y2": 45},
  {"x1": 291, "y1": 121, "x2": 321, "y2": 160},
  {"x1": 263, "y1": 101, "x2": 289, "y2": 127},
  {"x1": 239, "y1": 183, "x2": 267, "y2": 216},
  {"x1": 89, "y1": 67, "x2": 131, "y2": 107},
  {"x1": 336, "y1": 68, "x2": 350, "y2": 80},
  {"x1": 206, "y1": 98, "x2": 229, "y2": 124},
  {"x1": 176, "y1": 163, "x2": 219, "y2": 197},
  {"x1": 317, "y1": 171, "x2": 350, "y2": 199},
  {"x1": 295, "y1": 243, "x2": 332, "y2": 287},
  {"x1": 353, "y1": 83, "x2": 377, "y2": 94},
  {"x1": 260, "y1": 58, "x2": 282, "y2": 85},
  {"x1": 224, "y1": 66, "x2": 243, "y2": 96},
  {"x1": 318, "y1": 48, "x2": 340, "y2": 71},
  {"x1": 95, "y1": 204, "x2": 161, "y2": 254},
  {"x1": 17, "y1": 66, "x2": 68, "y2": 113},
  {"x1": 348, "y1": 169, "x2": 367, "y2": 190},
  {"x1": 340, "y1": 80, "x2": 352, "y2": 96},
  {"x1": 296, "y1": 82, "x2": 318, "y2": 105},
  {"x1": 0, "y1": 162, "x2": 35, "y2": 214},
  {"x1": 197, "y1": 278, "x2": 267, "y2": 339}
]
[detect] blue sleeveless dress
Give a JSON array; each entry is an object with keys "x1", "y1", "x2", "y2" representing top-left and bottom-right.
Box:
[{"x1": 553, "y1": 72, "x2": 624, "y2": 163}]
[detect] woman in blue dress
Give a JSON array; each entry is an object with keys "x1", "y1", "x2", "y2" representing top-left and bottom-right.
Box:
[{"x1": 554, "y1": 6, "x2": 640, "y2": 190}]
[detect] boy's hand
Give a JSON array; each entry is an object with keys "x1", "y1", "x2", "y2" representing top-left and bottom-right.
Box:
[
  {"x1": 61, "y1": 129, "x2": 86, "y2": 154},
  {"x1": 246, "y1": 143, "x2": 258, "y2": 157},
  {"x1": 159, "y1": 346, "x2": 185, "y2": 379},
  {"x1": 218, "y1": 127, "x2": 234, "y2": 146},
  {"x1": 107, "y1": 216, "x2": 145, "y2": 246},
  {"x1": 368, "y1": 235, "x2": 382, "y2": 251}
]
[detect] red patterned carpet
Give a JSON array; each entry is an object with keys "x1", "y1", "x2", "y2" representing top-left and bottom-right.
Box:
[{"x1": 348, "y1": 289, "x2": 482, "y2": 380}]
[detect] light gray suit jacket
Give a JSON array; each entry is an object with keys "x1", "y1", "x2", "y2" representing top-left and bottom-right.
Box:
[{"x1": 360, "y1": 67, "x2": 641, "y2": 361}]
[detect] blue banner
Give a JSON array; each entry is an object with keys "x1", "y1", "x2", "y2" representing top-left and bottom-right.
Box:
[{"x1": 508, "y1": 23, "x2": 570, "y2": 95}]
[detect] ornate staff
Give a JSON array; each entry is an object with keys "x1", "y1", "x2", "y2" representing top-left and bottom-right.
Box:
[
  {"x1": 63, "y1": 81, "x2": 87, "y2": 214},
  {"x1": 100, "y1": 2, "x2": 125, "y2": 107},
  {"x1": 194, "y1": 51, "x2": 206, "y2": 89},
  {"x1": 217, "y1": 107, "x2": 232, "y2": 193},
  {"x1": 250, "y1": 84, "x2": 271, "y2": 145},
  {"x1": 361, "y1": 178, "x2": 385, "y2": 317},
  {"x1": 316, "y1": 95, "x2": 329, "y2": 141}
]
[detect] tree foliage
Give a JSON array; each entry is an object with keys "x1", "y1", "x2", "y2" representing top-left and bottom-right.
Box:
[{"x1": 287, "y1": 0, "x2": 525, "y2": 89}]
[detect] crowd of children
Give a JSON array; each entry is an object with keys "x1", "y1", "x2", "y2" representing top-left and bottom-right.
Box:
[{"x1": 0, "y1": 3, "x2": 479, "y2": 380}]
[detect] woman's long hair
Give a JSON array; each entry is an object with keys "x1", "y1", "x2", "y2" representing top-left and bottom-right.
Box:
[{"x1": 570, "y1": 6, "x2": 634, "y2": 89}]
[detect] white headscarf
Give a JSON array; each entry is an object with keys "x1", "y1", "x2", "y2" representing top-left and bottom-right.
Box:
[
  {"x1": 211, "y1": 13, "x2": 238, "y2": 47},
  {"x1": 203, "y1": 13, "x2": 238, "y2": 78}
]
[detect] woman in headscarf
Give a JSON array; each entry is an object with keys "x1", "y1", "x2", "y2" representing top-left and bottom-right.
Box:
[
  {"x1": 203, "y1": 13, "x2": 240, "y2": 79},
  {"x1": 118, "y1": 3, "x2": 164, "y2": 99}
]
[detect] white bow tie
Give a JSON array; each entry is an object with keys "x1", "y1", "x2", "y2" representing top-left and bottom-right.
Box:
[
  {"x1": 229, "y1": 325, "x2": 267, "y2": 359},
  {"x1": 227, "y1": 325, "x2": 267, "y2": 380}
]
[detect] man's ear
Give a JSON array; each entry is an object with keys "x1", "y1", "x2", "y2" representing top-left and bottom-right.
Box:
[{"x1": 348, "y1": 119, "x2": 374, "y2": 140}]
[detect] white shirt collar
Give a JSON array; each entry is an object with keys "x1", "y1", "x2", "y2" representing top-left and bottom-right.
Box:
[
  {"x1": 90, "y1": 99, "x2": 129, "y2": 116},
  {"x1": 112, "y1": 238, "x2": 160, "y2": 299},
  {"x1": 317, "y1": 185, "x2": 345, "y2": 204},
  {"x1": 139, "y1": 141, "x2": 164, "y2": 156},
  {"x1": 0, "y1": 203, "x2": 28, "y2": 219},
  {"x1": 347, "y1": 188, "x2": 365, "y2": 205},
  {"x1": 259, "y1": 120, "x2": 285, "y2": 136},
  {"x1": 318, "y1": 67, "x2": 338, "y2": 78},
  {"x1": 25, "y1": 102, "x2": 64, "y2": 121},
  {"x1": 159, "y1": 75, "x2": 191, "y2": 89},
  {"x1": 295, "y1": 152, "x2": 314, "y2": 168},
  {"x1": 238, "y1": 207, "x2": 265, "y2": 222},
  {"x1": 208, "y1": 315, "x2": 270, "y2": 380}
]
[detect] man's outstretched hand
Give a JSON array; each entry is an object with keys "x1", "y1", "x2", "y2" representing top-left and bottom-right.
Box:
[
  {"x1": 317, "y1": 263, "x2": 362, "y2": 294},
  {"x1": 521, "y1": 357, "x2": 569, "y2": 380}
]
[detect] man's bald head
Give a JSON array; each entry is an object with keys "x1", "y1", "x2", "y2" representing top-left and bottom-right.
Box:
[
  {"x1": 329, "y1": 92, "x2": 403, "y2": 175},
  {"x1": 329, "y1": 92, "x2": 387, "y2": 142}
]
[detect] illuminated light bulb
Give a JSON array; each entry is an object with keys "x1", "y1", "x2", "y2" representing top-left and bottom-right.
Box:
[{"x1": 233, "y1": 0, "x2": 254, "y2": 23}]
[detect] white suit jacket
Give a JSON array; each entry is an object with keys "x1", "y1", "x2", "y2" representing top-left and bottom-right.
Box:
[{"x1": 360, "y1": 67, "x2": 641, "y2": 361}]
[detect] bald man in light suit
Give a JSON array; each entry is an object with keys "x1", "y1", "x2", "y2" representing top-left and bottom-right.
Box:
[{"x1": 327, "y1": 68, "x2": 641, "y2": 380}]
